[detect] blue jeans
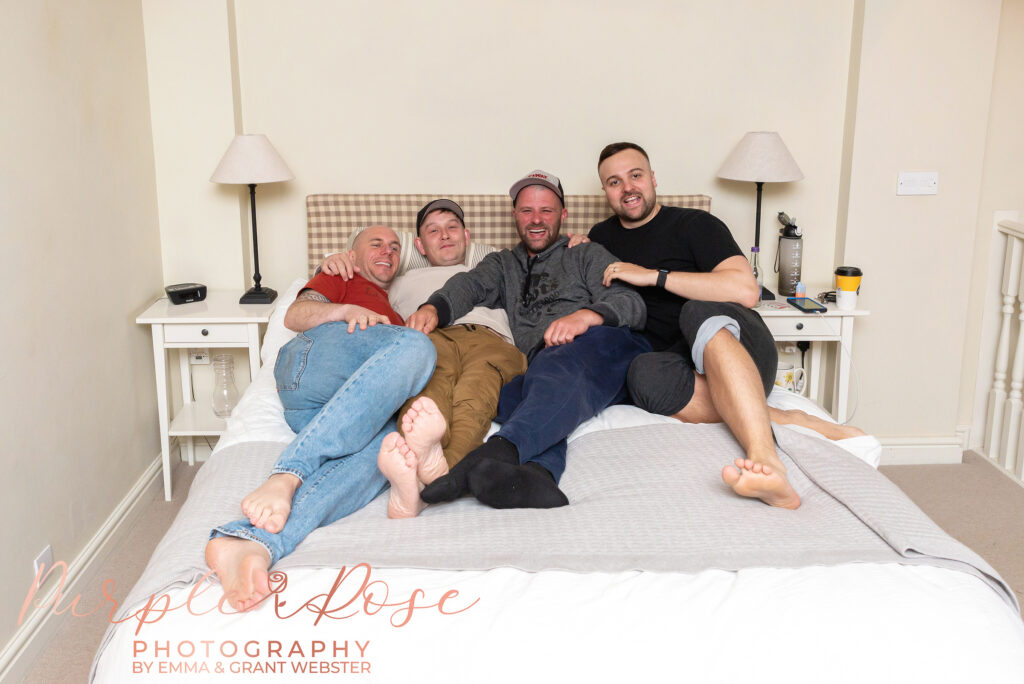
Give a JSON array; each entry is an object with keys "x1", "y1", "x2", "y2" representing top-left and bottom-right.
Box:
[
  {"x1": 212, "y1": 322, "x2": 436, "y2": 564},
  {"x1": 494, "y1": 326, "x2": 652, "y2": 481}
]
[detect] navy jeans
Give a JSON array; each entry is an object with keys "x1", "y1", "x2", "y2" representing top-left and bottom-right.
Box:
[{"x1": 494, "y1": 326, "x2": 652, "y2": 481}]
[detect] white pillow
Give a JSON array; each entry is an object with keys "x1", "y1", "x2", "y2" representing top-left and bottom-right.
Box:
[{"x1": 259, "y1": 278, "x2": 304, "y2": 367}]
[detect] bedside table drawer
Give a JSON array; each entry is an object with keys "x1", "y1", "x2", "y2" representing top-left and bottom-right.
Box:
[
  {"x1": 763, "y1": 316, "x2": 836, "y2": 338},
  {"x1": 164, "y1": 323, "x2": 250, "y2": 344}
]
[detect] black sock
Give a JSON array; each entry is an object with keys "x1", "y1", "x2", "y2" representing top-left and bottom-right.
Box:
[
  {"x1": 467, "y1": 460, "x2": 569, "y2": 509},
  {"x1": 420, "y1": 436, "x2": 519, "y2": 504}
]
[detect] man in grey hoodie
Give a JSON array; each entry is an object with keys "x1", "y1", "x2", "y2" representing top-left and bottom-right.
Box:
[{"x1": 406, "y1": 170, "x2": 650, "y2": 508}]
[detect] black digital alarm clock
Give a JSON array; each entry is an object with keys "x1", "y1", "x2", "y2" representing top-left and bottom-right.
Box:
[{"x1": 165, "y1": 283, "x2": 208, "y2": 304}]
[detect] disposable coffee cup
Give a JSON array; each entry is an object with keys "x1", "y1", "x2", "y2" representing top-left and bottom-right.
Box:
[
  {"x1": 835, "y1": 266, "x2": 862, "y2": 293},
  {"x1": 836, "y1": 289, "x2": 857, "y2": 310}
]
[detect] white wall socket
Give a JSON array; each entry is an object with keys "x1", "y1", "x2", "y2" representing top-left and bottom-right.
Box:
[
  {"x1": 34, "y1": 544, "x2": 53, "y2": 578},
  {"x1": 897, "y1": 171, "x2": 938, "y2": 195},
  {"x1": 190, "y1": 349, "x2": 210, "y2": 365}
]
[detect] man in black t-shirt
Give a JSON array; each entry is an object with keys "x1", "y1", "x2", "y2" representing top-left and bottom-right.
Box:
[{"x1": 587, "y1": 143, "x2": 861, "y2": 511}]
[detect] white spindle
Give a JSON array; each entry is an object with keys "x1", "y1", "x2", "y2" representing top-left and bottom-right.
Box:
[
  {"x1": 984, "y1": 233, "x2": 1022, "y2": 460},
  {"x1": 1000, "y1": 263, "x2": 1024, "y2": 474}
]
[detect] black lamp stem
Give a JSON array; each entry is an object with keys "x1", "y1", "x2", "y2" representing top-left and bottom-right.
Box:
[
  {"x1": 239, "y1": 182, "x2": 277, "y2": 304},
  {"x1": 754, "y1": 180, "x2": 764, "y2": 249},
  {"x1": 249, "y1": 183, "x2": 262, "y2": 291}
]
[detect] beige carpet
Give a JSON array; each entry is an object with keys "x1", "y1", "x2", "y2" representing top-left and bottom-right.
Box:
[
  {"x1": 16, "y1": 452, "x2": 1024, "y2": 683},
  {"x1": 19, "y1": 464, "x2": 198, "y2": 684},
  {"x1": 880, "y1": 451, "x2": 1024, "y2": 612}
]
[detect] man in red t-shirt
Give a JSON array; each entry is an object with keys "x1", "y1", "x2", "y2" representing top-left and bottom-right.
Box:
[{"x1": 205, "y1": 225, "x2": 437, "y2": 611}]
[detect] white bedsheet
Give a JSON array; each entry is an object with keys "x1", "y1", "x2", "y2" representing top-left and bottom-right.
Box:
[{"x1": 95, "y1": 563, "x2": 1024, "y2": 683}]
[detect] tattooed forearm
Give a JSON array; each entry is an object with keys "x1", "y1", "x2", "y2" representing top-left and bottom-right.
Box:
[{"x1": 296, "y1": 289, "x2": 330, "y2": 304}]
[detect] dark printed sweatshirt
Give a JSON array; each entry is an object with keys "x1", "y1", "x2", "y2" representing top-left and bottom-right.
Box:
[{"x1": 425, "y1": 236, "x2": 646, "y2": 361}]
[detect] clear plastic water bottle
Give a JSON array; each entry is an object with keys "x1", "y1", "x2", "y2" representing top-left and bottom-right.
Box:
[
  {"x1": 750, "y1": 246, "x2": 763, "y2": 308},
  {"x1": 776, "y1": 213, "x2": 803, "y2": 297},
  {"x1": 211, "y1": 354, "x2": 239, "y2": 418}
]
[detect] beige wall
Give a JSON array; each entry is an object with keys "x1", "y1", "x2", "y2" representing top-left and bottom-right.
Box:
[
  {"x1": 150, "y1": 0, "x2": 854, "y2": 304},
  {"x1": 962, "y1": 0, "x2": 1024, "y2": 446},
  {"x1": 143, "y1": 0, "x2": 1017, "y2": 445},
  {"x1": 840, "y1": 0, "x2": 1002, "y2": 438},
  {"x1": 0, "y1": 0, "x2": 162, "y2": 652},
  {"x1": 141, "y1": 0, "x2": 244, "y2": 290}
]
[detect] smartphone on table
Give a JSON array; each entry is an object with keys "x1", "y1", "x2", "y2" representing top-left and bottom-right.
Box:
[{"x1": 786, "y1": 297, "x2": 828, "y2": 314}]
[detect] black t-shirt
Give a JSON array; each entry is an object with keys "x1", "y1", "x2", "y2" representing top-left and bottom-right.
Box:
[{"x1": 589, "y1": 206, "x2": 742, "y2": 351}]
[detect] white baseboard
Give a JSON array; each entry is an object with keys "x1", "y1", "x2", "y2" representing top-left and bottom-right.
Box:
[
  {"x1": 0, "y1": 455, "x2": 163, "y2": 683},
  {"x1": 879, "y1": 436, "x2": 964, "y2": 465}
]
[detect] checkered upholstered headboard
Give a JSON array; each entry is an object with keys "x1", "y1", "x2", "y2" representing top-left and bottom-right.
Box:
[{"x1": 305, "y1": 193, "x2": 711, "y2": 277}]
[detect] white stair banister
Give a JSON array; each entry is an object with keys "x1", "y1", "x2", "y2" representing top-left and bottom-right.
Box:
[
  {"x1": 985, "y1": 231, "x2": 1023, "y2": 461},
  {"x1": 1000, "y1": 259, "x2": 1024, "y2": 474}
]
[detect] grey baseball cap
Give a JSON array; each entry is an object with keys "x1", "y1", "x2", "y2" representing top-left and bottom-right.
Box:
[
  {"x1": 416, "y1": 199, "x2": 465, "y2": 234},
  {"x1": 509, "y1": 170, "x2": 565, "y2": 204}
]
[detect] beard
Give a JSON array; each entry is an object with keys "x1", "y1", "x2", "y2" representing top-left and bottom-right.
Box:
[{"x1": 616, "y1": 192, "x2": 657, "y2": 223}]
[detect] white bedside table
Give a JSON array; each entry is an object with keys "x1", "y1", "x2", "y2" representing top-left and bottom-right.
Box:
[
  {"x1": 756, "y1": 298, "x2": 869, "y2": 423},
  {"x1": 137, "y1": 291, "x2": 276, "y2": 500}
]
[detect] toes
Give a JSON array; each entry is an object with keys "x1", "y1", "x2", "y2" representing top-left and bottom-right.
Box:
[
  {"x1": 413, "y1": 396, "x2": 436, "y2": 413},
  {"x1": 382, "y1": 431, "x2": 401, "y2": 450}
]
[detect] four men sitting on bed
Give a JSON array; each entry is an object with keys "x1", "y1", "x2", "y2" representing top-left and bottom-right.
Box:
[
  {"x1": 206, "y1": 150, "x2": 869, "y2": 609},
  {"x1": 583, "y1": 142, "x2": 864, "y2": 510},
  {"x1": 205, "y1": 225, "x2": 439, "y2": 611}
]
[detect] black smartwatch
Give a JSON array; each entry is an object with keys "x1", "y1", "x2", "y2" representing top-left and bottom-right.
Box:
[{"x1": 656, "y1": 269, "x2": 669, "y2": 289}]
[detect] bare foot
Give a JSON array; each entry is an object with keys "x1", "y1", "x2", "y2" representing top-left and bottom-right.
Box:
[
  {"x1": 204, "y1": 536, "x2": 272, "y2": 611},
  {"x1": 401, "y1": 397, "x2": 449, "y2": 485},
  {"x1": 722, "y1": 458, "x2": 801, "y2": 509},
  {"x1": 241, "y1": 473, "x2": 301, "y2": 533},
  {"x1": 377, "y1": 432, "x2": 426, "y2": 518}
]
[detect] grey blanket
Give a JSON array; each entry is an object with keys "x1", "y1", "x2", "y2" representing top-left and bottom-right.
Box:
[
  {"x1": 110, "y1": 423, "x2": 1016, "y2": 613},
  {"x1": 92, "y1": 422, "x2": 1018, "y2": 679}
]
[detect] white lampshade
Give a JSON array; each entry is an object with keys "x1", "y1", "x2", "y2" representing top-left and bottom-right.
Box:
[
  {"x1": 210, "y1": 134, "x2": 294, "y2": 185},
  {"x1": 717, "y1": 132, "x2": 803, "y2": 183}
]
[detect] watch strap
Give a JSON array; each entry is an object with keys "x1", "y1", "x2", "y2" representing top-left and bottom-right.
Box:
[{"x1": 657, "y1": 269, "x2": 669, "y2": 289}]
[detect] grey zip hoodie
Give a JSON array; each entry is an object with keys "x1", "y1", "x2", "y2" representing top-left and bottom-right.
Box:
[{"x1": 425, "y1": 236, "x2": 646, "y2": 360}]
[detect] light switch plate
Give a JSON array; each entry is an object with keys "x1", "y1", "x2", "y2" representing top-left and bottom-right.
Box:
[{"x1": 897, "y1": 171, "x2": 938, "y2": 196}]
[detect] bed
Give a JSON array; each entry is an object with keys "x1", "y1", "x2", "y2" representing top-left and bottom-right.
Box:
[{"x1": 91, "y1": 194, "x2": 1024, "y2": 683}]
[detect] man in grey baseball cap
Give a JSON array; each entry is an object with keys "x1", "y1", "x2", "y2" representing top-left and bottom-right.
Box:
[{"x1": 508, "y1": 169, "x2": 565, "y2": 204}]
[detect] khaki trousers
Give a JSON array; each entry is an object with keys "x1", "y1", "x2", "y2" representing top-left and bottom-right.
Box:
[{"x1": 398, "y1": 324, "x2": 527, "y2": 467}]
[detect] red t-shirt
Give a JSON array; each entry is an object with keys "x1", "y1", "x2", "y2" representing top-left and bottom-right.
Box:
[{"x1": 302, "y1": 273, "x2": 404, "y2": 325}]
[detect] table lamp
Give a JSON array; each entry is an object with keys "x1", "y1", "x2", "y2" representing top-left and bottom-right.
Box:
[
  {"x1": 211, "y1": 134, "x2": 294, "y2": 304},
  {"x1": 717, "y1": 131, "x2": 803, "y2": 300}
]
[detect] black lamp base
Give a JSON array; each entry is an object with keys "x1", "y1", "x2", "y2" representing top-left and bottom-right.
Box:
[
  {"x1": 759, "y1": 287, "x2": 777, "y2": 301},
  {"x1": 240, "y1": 286, "x2": 277, "y2": 304}
]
